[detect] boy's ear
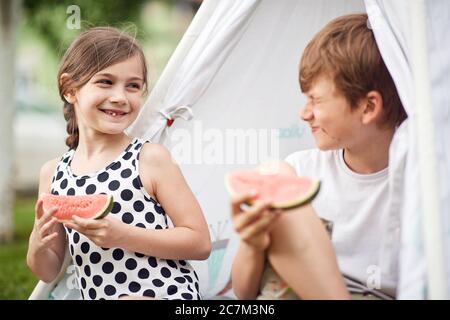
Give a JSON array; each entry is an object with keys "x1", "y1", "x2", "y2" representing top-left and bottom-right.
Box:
[
  {"x1": 361, "y1": 90, "x2": 383, "y2": 125},
  {"x1": 60, "y1": 73, "x2": 77, "y2": 104}
]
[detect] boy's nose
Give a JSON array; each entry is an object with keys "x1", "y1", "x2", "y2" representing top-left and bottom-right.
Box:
[{"x1": 300, "y1": 103, "x2": 313, "y2": 122}]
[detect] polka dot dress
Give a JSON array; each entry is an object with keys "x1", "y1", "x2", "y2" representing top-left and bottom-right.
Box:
[{"x1": 51, "y1": 137, "x2": 201, "y2": 300}]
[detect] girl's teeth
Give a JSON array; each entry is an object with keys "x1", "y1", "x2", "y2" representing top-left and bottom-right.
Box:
[{"x1": 105, "y1": 110, "x2": 119, "y2": 116}]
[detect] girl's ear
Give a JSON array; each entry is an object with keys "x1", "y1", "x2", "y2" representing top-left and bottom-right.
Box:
[
  {"x1": 60, "y1": 73, "x2": 77, "y2": 104},
  {"x1": 361, "y1": 90, "x2": 383, "y2": 125}
]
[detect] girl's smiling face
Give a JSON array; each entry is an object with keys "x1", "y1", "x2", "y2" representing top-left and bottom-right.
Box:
[{"x1": 69, "y1": 55, "x2": 145, "y2": 136}]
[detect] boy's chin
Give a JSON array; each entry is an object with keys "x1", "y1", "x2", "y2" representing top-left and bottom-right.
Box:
[{"x1": 315, "y1": 140, "x2": 340, "y2": 151}]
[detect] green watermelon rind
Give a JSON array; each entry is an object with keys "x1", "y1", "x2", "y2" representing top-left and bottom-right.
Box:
[
  {"x1": 94, "y1": 194, "x2": 114, "y2": 220},
  {"x1": 224, "y1": 174, "x2": 321, "y2": 210},
  {"x1": 269, "y1": 180, "x2": 320, "y2": 209},
  {"x1": 45, "y1": 194, "x2": 114, "y2": 223}
]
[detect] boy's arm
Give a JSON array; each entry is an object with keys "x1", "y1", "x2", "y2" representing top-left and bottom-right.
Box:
[
  {"x1": 27, "y1": 158, "x2": 67, "y2": 283},
  {"x1": 231, "y1": 242, "x2": 266, "y2": 299},
  {"x1": 231, "y1": 160, "x2": 295, "y2": 299}
]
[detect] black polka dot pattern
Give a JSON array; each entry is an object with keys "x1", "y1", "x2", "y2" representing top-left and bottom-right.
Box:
[
  {"x1": 53, "y1": 138, "x2": 199, "y2": 300},
  {"x1": 115, "y1": 272, "x2": 127, "y2": 284},
  {"x1": 98, "y1": 172, "x2": 109, "y2": 182}
]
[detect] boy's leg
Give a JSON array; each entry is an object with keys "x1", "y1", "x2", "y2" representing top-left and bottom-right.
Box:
[
  {"x1": 267, "y1": 204, "x2": 349, "y2": 299},
  {"x1": 259, "y1": 160, "x2": 349, "y2": 299}
]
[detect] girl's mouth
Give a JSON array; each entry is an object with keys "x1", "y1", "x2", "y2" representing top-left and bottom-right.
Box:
[{"x1": 100, "y1": 109, "x2": 128, "y2": 117}]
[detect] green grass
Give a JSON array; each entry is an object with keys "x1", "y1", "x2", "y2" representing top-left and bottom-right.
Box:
[{"x1": 0, "y1": 196, "x2": 39, "y2": 300}]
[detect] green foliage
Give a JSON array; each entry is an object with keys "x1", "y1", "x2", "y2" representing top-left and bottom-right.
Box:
[
  {"x1": 0, "y1": 197, "x2": 38, "y2": 300},
  {"x1": 22, "y1": 0, "x2": 150, "y2": 52}
]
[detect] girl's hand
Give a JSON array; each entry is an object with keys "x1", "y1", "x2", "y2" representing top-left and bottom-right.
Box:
[
  {"x1": 64, "y1": 215, "x2": 128, "y2": 249},
  {"x1": 230, "y1": 192, "x2": 282, "y2": 252},
  {"x1": 32, "y1": 199, "x2": 60, "y2": 253}
]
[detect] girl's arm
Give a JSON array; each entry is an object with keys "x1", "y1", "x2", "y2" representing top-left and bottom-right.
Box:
[
  {"x1": 27, "y1": 158, "x2": 67, "y2": 283},
  {"x1": 121, "y1": 143, "x2": 211, "y2": 260}
]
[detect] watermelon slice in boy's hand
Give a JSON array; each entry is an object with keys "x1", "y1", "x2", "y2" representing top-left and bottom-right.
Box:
[
  {"x1": 42, "y1": 194, "x2": 114, "y2": 223},
  {"x1": 225, "y1": 170, "x2": 320, "y2": 210}
]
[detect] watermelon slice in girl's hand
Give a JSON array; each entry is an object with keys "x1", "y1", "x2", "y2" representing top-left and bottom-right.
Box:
[
  {"x1": 42, "y1": 194, "x2": 114, "y2": 223},
  {"x1": 225, "y1": 170, "x2": 320, "y2": 209}
]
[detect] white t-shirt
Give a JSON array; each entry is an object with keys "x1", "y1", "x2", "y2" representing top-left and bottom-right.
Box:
[{"x1": 285, "y1": 149, "x2": 398, "y2": 297}]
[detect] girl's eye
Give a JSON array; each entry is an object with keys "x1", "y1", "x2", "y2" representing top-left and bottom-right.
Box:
[
  {"x1": 128, "y1": 83, "x2": 141, "y2": 90},
  {"x1": 96, "y1": 79, "x2": 112, "y2": 85}
]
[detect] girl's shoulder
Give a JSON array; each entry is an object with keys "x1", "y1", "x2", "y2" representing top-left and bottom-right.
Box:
[
  {"x1": 39, "y1": 150, "x2": 73, "y2": 189},
  {"x1": 40, "y1": 157, "x2": 60, "y2": 178},
  {"x1": 38, "y1": 157, "x2": 60, "y2": 194},
  {"x1": 139, "y1": 141, "x2": 174, "y2": 168},
  {"x1": 137, "y1": 142, "x2": 176, "y2": 200}
]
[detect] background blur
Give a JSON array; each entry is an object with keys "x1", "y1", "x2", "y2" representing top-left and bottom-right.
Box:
[{"x1": 0, "y1": 0, "x2": 200, "y2": 299}]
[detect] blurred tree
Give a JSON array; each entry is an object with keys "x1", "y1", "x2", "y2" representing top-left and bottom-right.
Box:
[
  {"x1": 22, "y1": 0, "x2": 150, "y2": 52},
  {"x1": 0, "y1": 0, "x2": 20, "y2": 243}
]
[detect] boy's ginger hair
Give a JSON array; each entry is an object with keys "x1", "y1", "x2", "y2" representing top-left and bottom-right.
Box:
[{"x1": 300, "y1": 13, "x2": 407, "y2": 129}]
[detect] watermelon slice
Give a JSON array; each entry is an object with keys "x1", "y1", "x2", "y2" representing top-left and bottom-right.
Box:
[
  {"x1": 225, "y1": 170, "x2": 320, "y2": 209},
  {"x1": 42, "y1": 194, "x2": 114, "y2": 223}
]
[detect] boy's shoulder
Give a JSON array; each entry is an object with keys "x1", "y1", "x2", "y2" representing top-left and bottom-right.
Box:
[
  {"x1": 285, "y1": 148, "x2": 340, "y2": 176},
  {"x1": 285, "y1": 148, "x2": 337, "y2": 165}
]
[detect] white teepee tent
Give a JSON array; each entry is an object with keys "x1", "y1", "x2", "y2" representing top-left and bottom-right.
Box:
[{"x1": 29, "y1": 0, "x2": 450, "y2": 300}]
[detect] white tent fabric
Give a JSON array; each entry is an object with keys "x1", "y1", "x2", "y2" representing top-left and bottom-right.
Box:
[
  {"x1": 136, "y1": 0, "x2": 365, "y2": 298},
  {"x1": 128, "y1": 0, "x2": 261, "y2": 143},
  {"x1": 366, "y1": 0, "x2": 450, "y2": 299},
  {"x1": 29, "y1": 0, "x2": 450, "y2": 300}
]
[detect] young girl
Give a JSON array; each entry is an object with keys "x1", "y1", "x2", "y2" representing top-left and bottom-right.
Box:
[{"x1": 26, "y1": 27, "x2": 211, "y2": 300}]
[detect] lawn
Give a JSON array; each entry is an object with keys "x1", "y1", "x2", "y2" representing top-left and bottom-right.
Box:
[{"x1": 0, "y1": 196, "x2": 39, "y2": 300}]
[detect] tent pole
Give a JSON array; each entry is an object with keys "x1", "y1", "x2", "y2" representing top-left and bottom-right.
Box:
[{"x1": 411, "y1": 0, "x2": 448, "y2": 299}]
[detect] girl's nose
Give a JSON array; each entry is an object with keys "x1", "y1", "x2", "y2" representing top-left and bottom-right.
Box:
[
  {"x1": 300, "y1": 102, "x2": 313, "y2": 122},
  {"x1": 109, "y1": 87, "x2": 127, "y2": 105}
]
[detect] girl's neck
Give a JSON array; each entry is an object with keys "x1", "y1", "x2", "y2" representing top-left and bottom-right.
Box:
[
  {"x1": 75, "y1": 132, "x2": 132, "y2": 161},
  {"x1": 343, "y1": 128, "x2": 394, "y2": 174}
]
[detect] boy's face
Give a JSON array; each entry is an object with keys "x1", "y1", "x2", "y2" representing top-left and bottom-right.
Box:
[{"x1": 300, "y1": 76, "x2": 363, "y2": 150}]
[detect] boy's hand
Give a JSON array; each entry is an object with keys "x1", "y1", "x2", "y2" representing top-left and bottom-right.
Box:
[
  {"x1": 64, "y1": 215, "x2": 127, "y2": 249},
  {"x1": 32, "y1": 199, "x2": 60, "y2": 253},
  {"x1": 230, "y1": 192, "x2": 282, "y2": 252}
]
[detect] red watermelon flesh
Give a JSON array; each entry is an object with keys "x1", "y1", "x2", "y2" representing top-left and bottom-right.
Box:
[
  {"x1": 225, "y1": 170, "x2": 320, "y2": 209},
  {"x1": 42, "y1": 194, "x2": 114, "y2": 223}
]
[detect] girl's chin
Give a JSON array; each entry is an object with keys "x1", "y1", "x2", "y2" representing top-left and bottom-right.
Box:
[
  {"x1": 98, "y1": 120, "x2": 136, "y2": 133},
  {"x1": 98, "y1": 125, "x2": 130, "y2": 135}
]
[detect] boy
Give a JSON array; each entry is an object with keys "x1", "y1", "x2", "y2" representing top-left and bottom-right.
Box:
[{"x1": 230, "y1": 13, "x2": 407, "y2": 299}]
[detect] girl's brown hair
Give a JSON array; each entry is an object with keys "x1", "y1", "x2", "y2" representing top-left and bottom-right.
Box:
[
  {"x1": 300, "y1": 14, "x2": 407, "y2": 129},
  {"x1": 57, "y1": 27, "x2": 148, "y2": 149}
]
